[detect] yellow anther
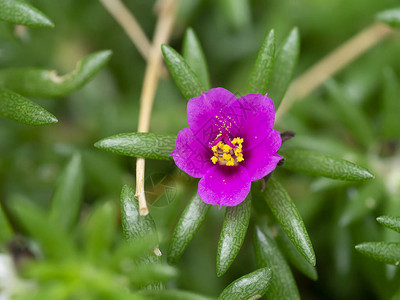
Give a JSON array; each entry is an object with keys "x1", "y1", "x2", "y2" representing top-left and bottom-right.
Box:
[
  {"x1": 222, "y1": 144, "x2": 231, "y2": 153},
  {"x1": 210, "y1": 136, "x2": 244, "y2": 166},
  {"x1": 211, "y1": 156, "x2": 218, "y2": 164}
]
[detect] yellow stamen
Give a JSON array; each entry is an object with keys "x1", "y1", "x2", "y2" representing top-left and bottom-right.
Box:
[{"x1": 210, "y1": 137, "x2": 244, "y2": 166}]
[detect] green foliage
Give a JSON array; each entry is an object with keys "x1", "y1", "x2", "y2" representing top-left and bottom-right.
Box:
[
  {"x1": 247, "y1": 29, "x2": 276, "y2": 94},
  {"x1": 216, "y1": 195, "x2": 251, "y2": 277},
  {"x1": 377, "y1": 216, "x2": 400, "y2": 234},
  {"x1": 0, "y1": 204, "x2": 13, "y2": 245},
  {"x1": 356, "y1": 242, "x2": 400, "y2": 266},
  {"x1": 183, "y1": 28, "x2": 211, "y2": 91},
  {"x1": 262, "y1": 177, "x2": 315, "y2": 266},
  {"x1": 95, "y1": 133, "x2": 176, "y2": 160},
  {"x1": 254, "y1": 225, "x2": 300, "y2": 300},
  {"x1": 161, "y1": 44, "x2": 205, "y2": 100},
  {"x1": 381, "y1": 68, "x2": 400, "y2": 138},
  {"x1": 0, "y1": 50, "x2": 112, "y2": 98},
  {"x1": 281, "y1": 148, "x2": 374, "y2": 181},
  {"x1": 218, "y1": 267, "x2": 272, "y2": 300},
  {"x1": 168, "y1": 194, "x2": 211, "y2": 264},
  {"x1": 376, "y1": 7, "x2": 400, "y2": 27},
  {"x1": 268, "y1": 27, "x2": 300, "y2": 108},
  {"x1": 0, "y1": 0, "x2": 54, "y2": 28},
  {"x1": 0, "y1": 88, "x2": 58, "y2": 125},
  {"x1": 139, "y1": 290, "x2": 215, "y2": 300}
]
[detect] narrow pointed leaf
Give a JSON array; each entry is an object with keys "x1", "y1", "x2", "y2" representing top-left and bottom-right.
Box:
[
  {"x1": 183, "y1": 28, "x2": 211, "y2": 90},
  {"x1": 254, "y1": 225, "x2": 300, "y2": 300},
  {"x1": 247, "y1": 29, "x2": 275, "y2": 94},
  {"x1": 325, "y1": 80, "x2": 374, "y2": 148},
  {"x1": 218, "y1": 267, "x2": 272, "y2": 300},
  {"x1": 49, "y1": 153, "x2": 83, "y2": 231},
  {"x1": 84, "y1": 201, "x2": 117, "y2": 260},
  {"x1": 377, "y1": 216, "x2": 400, "y2": 234},
  {"x1": 376, "y1": 8, "x2": 400, "y2": 27},
  {"x1": 275, "y1": 227, "x2": 318, "y2": 281},
  {"x1": 218, "y1": 0, "x2": 251, "y2": 31},
  {"x1": 0, "y1": 0, "x2": 54, "y2": 28},
  {"x1": 263, "y1": 177, "x2": 315, "y2": 266},
  {"x1": 139, "y1": 290, "x2": 216, "y2": 300},
  {"x1": 95, "y1": 132, "x2": 176, "y2": 160},
  {"x1": 356, "y1": 242, "x2": 400, "y2": 266},
  {"x1": 7, "y1": 195, "x2": 75, "y2": 260},
  {"x1": 0, "y1": 89, "x2": 57, "y2": 125},
  {"x1": 268, "y1": 27, "x2": 300, "y2": 108},
  {"x1": 216, "y1": 195, "x2": 251, "y2": 277},
  {"x1": 281, "y1": 148, "x2": 374, "y2": 181},
  {"x1": 382, "y1": 68, "x2": 400, "y2": 138},
  {"x1": 168, "y1": 194, "x2": 211, "y2": 264},
  {"x1": 0, "y1": 50, "x2": 112, "y2": 98},
  {"x1": 0, "y1": 204, "x2": 13, "y2": 244},
  {"x1": 161, "y1": 44, "x2": 204, "y2": 100}
]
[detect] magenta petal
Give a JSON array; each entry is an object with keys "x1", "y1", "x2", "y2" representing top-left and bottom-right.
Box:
[
  {"x1": 237, "y1": 94, "x2": 276, "y2": 150},
  {"x1": 172, "y1": 128, "x2": 212, "y2": 178},
  {"x1": 198, "y1": 165, "x2": 251, "y2": 208},
  {"x1": 242, "y1": 129, "x2": 282, "y2": 181},
  {"x1": 187, "y1": 88, "x2": 241, "y2": 143}
]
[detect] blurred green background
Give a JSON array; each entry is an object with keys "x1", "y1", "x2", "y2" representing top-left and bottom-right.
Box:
[{"x1": 1, "y1": 0, "x2": 400, "y2": 299}]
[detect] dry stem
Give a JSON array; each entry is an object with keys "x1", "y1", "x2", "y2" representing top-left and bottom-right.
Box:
[{"x1": 276, "y1": 23, "x2": 394, "y2": 123}]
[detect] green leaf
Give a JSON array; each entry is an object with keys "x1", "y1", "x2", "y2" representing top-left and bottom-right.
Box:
[
  {"x1": 0, "y1": 89, "x2": 57, "y2": 125},
  {"x1": 381, "y1": 68, "x2": 400, "y2": 138},
  {"x1": 377, "y1": 216, "x2": 400, "y2": 234},
  {"x1": 95, "y1": 132, "x2": 176, "y2": 160},
  {"x1": 218, "y1": 0, "x2": 251, "y2": 31},
  {"x1": 281, "y1": 148, "x2": 374, "y2": 181},
  {"x1": 168, "y1": 194, "x2": 210, "y2": 264},
  {"x1": 84, "y1": 201, "x2": 117, "y2": 261},
  {"x1": 263, "y1": 177, "x2": 315, "y2": 266},
  {"x1": 0, "y1": 50, "x2": 112, "y2": 98},
  {"x1": 356, "y1": 242, "x2": 400, "y2": 266},
  {"x1": 139, "y1": 290, "x2": 216, "y2": 300},
  {"x1": 0, "y1": 204, "x2": 13, "y2": 244},
  {"x1": 376, "y1": 8, "x2": 400, "y2": 27},
  {"x1": 183, "y1": 28, "x2": 211, "y2": 91},
  {"x1": 325, "y1": 80, "x2": 375, "y2": 148},
  {"x1": 254, "y1": 225, "x2": 300, "y2": 300},
  {"x1": 7, "y1": 195, "x2": 75, "y2": 260},
  {"x1": 275, "y1": 227, "x2": 318, "y2": 281},
  {"x1": 218, "y1": 267, "x2": 272, "y2": 300},
  {"x1": 49, "y1": 153, "x2": 83, "y2": 231},
  {"x1": 247, "y1": 29, "x2": 276, "y2": 94},
  {"x1": 0, "y1": 0, "x2": 54, "y2": 28},
  {"x1": 161, "y1": 44, "x2": 204, "y2": 100},
  {"x1": 268, "y1": 27, "x2": 300, "y2": 108},
  {"x1": 216, "y1": 195, "x2": 251, "y2": 277}
]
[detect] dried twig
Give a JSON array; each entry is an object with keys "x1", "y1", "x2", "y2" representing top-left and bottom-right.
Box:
[
  {"x1": 135, "y1": 0, "x2": 179, "y2": 216},
  {"x1": 276, "y1": 23, "x2": 394, "y2": 123}
]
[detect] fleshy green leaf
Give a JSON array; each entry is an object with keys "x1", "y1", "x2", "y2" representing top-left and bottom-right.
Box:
[
  {"x1": 377, "y1": 216, "x2": 400, "y2": 234},
  {"x1": 168, "y1": 194, "x2": 210, "y2": 264},
  {"x1": 0, "y1": 204, "x2": 13, "y2": 244},
  {"x1": 7, "y1": 195, "x2": 75, "y2": 260},
  {"x1": 268, "y1": 27, "x2": 300, "y2": 108},
  {"x1": 161, "y1": 44, "x2": 204, "y2": 100},
  {"x1": 262, "y1": 177, "x2": 315, "y2": 266},
  {"x1": 49, "y1": 153, "x2": 83, "y2": 231},
  {"x1": 275, "y1": 227, "x2": 318, "y2": 281},
  {"x1": 0, "y1": 0, "x2": 54, "y2": 28},
  {"x1": 0, "y1": 88, "x2": 58, "y2": 125},
  {"x1": 254, "y1": 225, "x2": 300, "y2": 300},
  {"x1": 95, "y1": 132, "x2": 176, "y2": 160},
  {"x1": 216, "y1": 195, "x2": 251, "y2": 277},
  {"x1": 0, "y1": 50, "x2": 112, "y2": 98},
  {"x1": 218, "y1": 267, "x2": 272, "y2": 300},
  {"x1": 376, "y1": 8, "x2": 400, "y2": 27},
  {"x1": 247, "y1": 29, "x2": 275, "y2": 94},
  {"x1": 139, "y1": 290, "x2": 216, "y2": 300},
  {"x1": 281, "y1": 148, "x2": 374, "y2": 181},
  {"x1": 183, "y1": 28, "x2": 211, "y2": 91},
  {"x1": 381, "y1": 68, "x2": 400, "y2": 138},
  {"x1": 325, "y1": 80, "x2": 375, "y2": 148},
  {"x1": 356, "y1": 242, "x2": 400, "y2": 266}
]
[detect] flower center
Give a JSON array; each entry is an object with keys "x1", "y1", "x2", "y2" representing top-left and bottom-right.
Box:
[{"x1": 210, "y1": 137, "x2": 244, "y2": 166}]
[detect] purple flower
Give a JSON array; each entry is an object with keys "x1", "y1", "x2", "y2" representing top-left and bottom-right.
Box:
[{"x1": 172, "y1": 87, "x2": 282, "y2": 208}]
